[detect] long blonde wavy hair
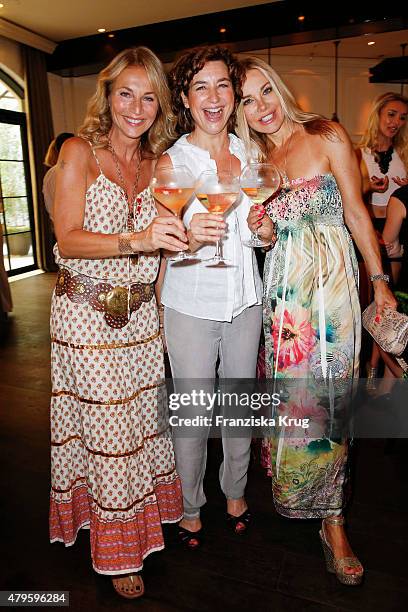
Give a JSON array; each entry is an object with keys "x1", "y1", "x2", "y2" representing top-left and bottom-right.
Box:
[
  {"x1": 236, "y1": 56, "x2": 337, "y2": 161},
  {"x1": 79, "y1": 47, "x2": 176, "y2": 156},
  {"x1": 359, "y1": 92, "x2": 408, "y2": 171}
]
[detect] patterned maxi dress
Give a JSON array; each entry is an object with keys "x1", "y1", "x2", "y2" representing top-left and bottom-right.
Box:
[
  {"x1": 263, "y1": 173, "x2": 361, "y2": 519},
  {"x1": 49, "y1": 162, "x2": 183, "y2": 575}
]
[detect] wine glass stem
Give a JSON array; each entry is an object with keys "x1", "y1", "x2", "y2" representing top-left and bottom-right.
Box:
[
  {"x1": 174, "y1": 211, "x2": 184, "y2": 259},
  {"x1": 214, "y1": 238, "x2": 222, "y2": 260}
]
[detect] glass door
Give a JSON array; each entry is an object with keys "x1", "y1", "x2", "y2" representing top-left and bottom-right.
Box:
[{"x1": 0, "y1": 108, "x2": 37, "y2": 276}]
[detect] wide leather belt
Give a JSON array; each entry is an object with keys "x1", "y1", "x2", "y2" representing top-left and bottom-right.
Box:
[{"x1": 55, "y1": 268, "x2": 154, "y2": 328}]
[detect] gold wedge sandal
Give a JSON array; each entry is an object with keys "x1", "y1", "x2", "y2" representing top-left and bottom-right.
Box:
[
  {"x1": 319, "y1": 517, "x2": 364, "y2": 586},
  {"x1": 366, "y1": 365, "x2": 378, "y2": 392}
]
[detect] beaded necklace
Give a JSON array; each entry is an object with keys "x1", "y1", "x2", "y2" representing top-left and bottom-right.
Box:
[
  {"x1": 373, "y1": 146, "x2": 393, "y2": 175},
  {"x1": 105, "y1": 139, "x2": 143, "y2": 324},
  {"x1": 107, "y1": 138, "x2": 142, "y2": 231}
]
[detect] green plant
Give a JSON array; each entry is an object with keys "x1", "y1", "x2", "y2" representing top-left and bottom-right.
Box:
[{"x1": 5, "y1": 225, "x2": 30, "y2": 234}]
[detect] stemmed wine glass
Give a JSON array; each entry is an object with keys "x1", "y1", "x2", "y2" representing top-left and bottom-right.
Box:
[
  {"x1": 150, "y1": 165, "x2": 195, "y2": 261},
  {"x1": 240, "y1": 163, "x2": 281, "y2": 247},
  {"x1": 195, "y1": 170, "x2": 240, "y2": 267}
]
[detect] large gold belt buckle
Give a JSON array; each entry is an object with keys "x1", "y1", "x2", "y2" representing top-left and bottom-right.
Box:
[{"x1": 105, "y1": 286, "x2": 129, "y2": 317}]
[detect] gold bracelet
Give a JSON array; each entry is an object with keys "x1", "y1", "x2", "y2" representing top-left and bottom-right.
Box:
[{"x1": 118, "y1": 232, "x2": 135, "y2": 255}]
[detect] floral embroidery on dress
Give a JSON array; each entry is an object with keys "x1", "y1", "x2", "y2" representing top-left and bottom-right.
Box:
[{"x1": 272, "y1": 303, "x2": 317, "y2": 370}]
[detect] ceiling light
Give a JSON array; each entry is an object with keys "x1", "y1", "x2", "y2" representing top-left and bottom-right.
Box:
[
  {"x1": 98, "y1": 28, "x2": 106, "y2": 33},
  {"x1": 0, "y1": 3, "x2": 4, "y2": 8},
  {"x1": 108, "y1": 33, "x2": 115, "y2": 38},
  {"x1": 368, "y1": 41, "x2": 375, "y2": 46},
  {"x1": 219, "y1": 27, "x2": 227, "y2": 33},
  {"x1": 298, "y1": 15, "x2": 305, "y2": 22}
]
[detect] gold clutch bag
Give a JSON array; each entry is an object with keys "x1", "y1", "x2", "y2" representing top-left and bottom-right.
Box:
[{"x1": 362, "y1": 302, "x2": 408, "y2": 356}]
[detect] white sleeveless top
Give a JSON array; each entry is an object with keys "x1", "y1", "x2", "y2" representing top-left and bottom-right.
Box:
[
  {"x1": 361, "y1": 147, "x2": 406, "y2": 206},
  {"x1": 161, "y1": 134, "x2": 262, "y2": 322}
]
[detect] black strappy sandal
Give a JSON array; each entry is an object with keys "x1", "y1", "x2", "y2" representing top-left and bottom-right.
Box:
[
  {"x1": 178, "y1": 526, "x2": 203, "y2": 549},
  {"x1": 226, "y1": 509, "x2": 251, "y2": 534}
]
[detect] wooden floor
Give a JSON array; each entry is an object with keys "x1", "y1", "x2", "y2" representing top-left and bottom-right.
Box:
[{"x1": 1, "y1": 272, "x2": 408, "y2": 612}]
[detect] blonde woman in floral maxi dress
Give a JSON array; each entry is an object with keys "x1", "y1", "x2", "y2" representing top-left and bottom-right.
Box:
[
  {"x1": 236, "y1": 57, "x2": 397, "y2": 586},
  {"x1": 49, "y1": 48, "x2": 187, "y2": 599}
]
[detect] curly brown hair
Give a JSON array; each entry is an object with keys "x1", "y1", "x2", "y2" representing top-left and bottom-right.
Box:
[{"x1": 169, "y1": 46, "x2": 243, "y2": 135}]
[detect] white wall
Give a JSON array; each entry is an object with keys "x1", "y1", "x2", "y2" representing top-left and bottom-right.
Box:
[
  {"x1": 0, "y1": 33, "x2": 404, "y2": 145},
  {"x1": 48, "y1": 73, "x2": 97, "y2": 135},
  {"x1": 47, "y1": 53, "x2": 403, "y2": 144},
  {"x1": 240, "y1": 53, "x2": 402, "y2": 144},
  {"x1": 0, "y1": 42, "x2": 400, "y2": 144},
  {"x1": 0, "y1": 34, "x2": 95, "y2": 137}
]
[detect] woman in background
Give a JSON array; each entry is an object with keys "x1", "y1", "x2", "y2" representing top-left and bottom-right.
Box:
[
  {"x1": 381, "y1": 184, "x2": 408, "y2": 376},
  {"x1": 358, "y1": 92, "x2": 408, "y2": 381},
  {"x1": 42, "y1": 132, "x2": 74, "y2": 220},
  {"x1": 0, "y1": 221, "x2": 12, "y2": 321},
  {"x1": 359, "y1": 92, "x2": 408, "y2": 221}
]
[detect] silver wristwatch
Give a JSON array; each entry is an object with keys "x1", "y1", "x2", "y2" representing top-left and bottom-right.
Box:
[{"x1": 370, "y1": 274, "x2": 390, "y2": 283}]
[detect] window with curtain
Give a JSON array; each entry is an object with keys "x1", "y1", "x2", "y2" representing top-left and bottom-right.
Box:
[{"x1": 0, "y1": 70, "x2": 37, "y2": 276}]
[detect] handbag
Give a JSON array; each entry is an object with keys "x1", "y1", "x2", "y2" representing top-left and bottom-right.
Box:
[{"x1": 362, "y1": 301, "x2": 408, "y2": 356}]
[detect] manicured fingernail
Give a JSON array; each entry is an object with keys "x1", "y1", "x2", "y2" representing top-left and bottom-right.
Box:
[
  {"x1": 258, "y1": 212, "x2": 264, "y2": 218},
  {"x1": 375, "y1": 316, "x2": 381, "y2": 323},
  {"x1": 257, "y1": 221, "x2": 262, "y2": 227}
]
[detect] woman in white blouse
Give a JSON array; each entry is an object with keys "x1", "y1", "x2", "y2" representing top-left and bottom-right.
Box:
[
  {"x1": 357, "y1": 93, "x2": 408, "y2": 382},
  {"x1": 157, "y1": 46, "x2": 262, "y2": 547}
]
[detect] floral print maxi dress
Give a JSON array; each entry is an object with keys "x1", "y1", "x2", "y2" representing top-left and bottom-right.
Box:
[{"x1": 263, "y1": 173, "x2": 360, "y2": 519}]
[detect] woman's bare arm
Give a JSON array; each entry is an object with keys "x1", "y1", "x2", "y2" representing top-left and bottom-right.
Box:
[
  {"x1": 326, "y1": 126, "x2": 382, "y2": 274},
  {"x1": 54, "y1": 139, "x2": 187, "y2": 259},
  {"x1": 383, "y1": 196, "x2": 405, "y2": 244},
  {"x1": 324, "y1": 123, "x2": 397, "y2": 311},
  {"x1": 355, "y1": 147, "x2": 371, "y2": 199}
]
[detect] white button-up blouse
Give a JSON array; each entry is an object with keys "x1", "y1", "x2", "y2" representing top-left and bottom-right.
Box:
[{"x1": 161, "y1": 134, "x2": 262, "y2": 322}]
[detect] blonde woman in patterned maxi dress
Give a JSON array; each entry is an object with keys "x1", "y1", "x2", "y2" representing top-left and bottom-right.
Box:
[
  {"x1": 49, "y1": 47, "x2": 187, "y2": 599},
  {"x1": 236, "y1": 57, "x2": 397, "y2": 586}
]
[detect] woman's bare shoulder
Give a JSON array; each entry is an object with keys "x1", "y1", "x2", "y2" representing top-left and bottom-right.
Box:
[
  {"x1": 315, "y1": 122, "x2": 354, "y2": 158},
  {"x1": 59, "y1": 136, "x2": 93, "y2": 159},
  {"x1": 57, "y1": 138, "x2": 96, "y2": 179}
]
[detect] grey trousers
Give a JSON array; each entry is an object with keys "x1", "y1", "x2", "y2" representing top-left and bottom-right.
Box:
[{"x1": 164, "y1": 305, "x2": 262, "y2": 519}]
